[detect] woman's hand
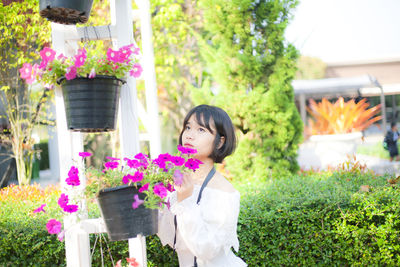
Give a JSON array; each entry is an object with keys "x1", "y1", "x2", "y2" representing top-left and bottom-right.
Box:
[{"x1": 176, "y1": 172, "x2": 194, "y2": 202}]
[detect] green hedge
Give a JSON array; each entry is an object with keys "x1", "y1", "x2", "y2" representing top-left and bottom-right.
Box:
[{"x1": 1, "y1": 172, "x2": 400, "y2": 266}]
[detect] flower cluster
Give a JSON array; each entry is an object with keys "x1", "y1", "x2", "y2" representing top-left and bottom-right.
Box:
[
  {"x1": 34, "y1": 145, "x2": 201, "y2": 241},
  {"x1": 19, "y1": 44, "x2": 143, "y2": 87}
]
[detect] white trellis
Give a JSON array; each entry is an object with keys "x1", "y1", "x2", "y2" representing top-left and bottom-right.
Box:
[{"x1": 49, "y1": 0, "x2": 160, "y2": 266}]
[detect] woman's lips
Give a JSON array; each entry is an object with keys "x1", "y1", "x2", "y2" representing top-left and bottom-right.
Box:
[{"x1": 184, "y1": 143, "x2": 193, "y2": 147}]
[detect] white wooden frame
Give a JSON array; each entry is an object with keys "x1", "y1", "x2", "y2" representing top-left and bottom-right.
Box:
[{"x1": 50, "y1": 0, "x2": 160, "y2": 266}]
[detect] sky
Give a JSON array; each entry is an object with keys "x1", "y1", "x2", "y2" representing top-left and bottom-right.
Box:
[{"x1": 285, "y1": 0, "x2": 400, "y2": 63}]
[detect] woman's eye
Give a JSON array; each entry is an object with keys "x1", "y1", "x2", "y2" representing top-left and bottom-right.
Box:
[
  {"x1": 185, "y1": 125, "x2": 190, "y2": 130},
  {"x1": 199, "y1": 128, "x2": 205, "y2": 132}
]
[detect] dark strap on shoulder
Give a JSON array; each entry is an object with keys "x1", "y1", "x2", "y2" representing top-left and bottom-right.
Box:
[
  {"x1": 196, "y1": 166, "x2": 216, "y2": 204},
  {"x1": 172, "y1": 166, "x2": 216, "y2": 267}
]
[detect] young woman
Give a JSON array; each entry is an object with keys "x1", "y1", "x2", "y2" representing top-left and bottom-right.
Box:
[{"x1": 158, "y1": 105, "x2": 247, "y2": 267}]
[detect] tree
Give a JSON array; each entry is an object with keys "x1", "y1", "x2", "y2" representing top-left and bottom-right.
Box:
[
  {"x1": 194, "y1": 0, "x2": 303, "y2": 180},
  {"x1": 0, "y1": 0, "x2": 51, "y2": 185}
]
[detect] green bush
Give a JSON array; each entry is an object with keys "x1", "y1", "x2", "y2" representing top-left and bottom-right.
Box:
[{"x1": 2, "y1": 172, "x2": 400, "y2": 266}]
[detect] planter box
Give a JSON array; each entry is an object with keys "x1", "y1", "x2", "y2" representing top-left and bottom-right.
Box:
[
  {"x1": 61, "y1": 76, "x2": 123, "y2": 133},
  {"x1": 39, "y1": 0, "x2": 94, "y2": 25},
  {"x1": 97, "y1": 185, "x2": 158, "y2": 241},
  {"x1": 299, "y1": 132, "x2": 363, "y2": 170}
]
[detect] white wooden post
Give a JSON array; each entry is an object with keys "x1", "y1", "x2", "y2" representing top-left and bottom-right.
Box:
[
  {"x1": 51, "y1": 23, "x2": 90, "y2": 267},
  {"x1": 136, "y1": 0, "x2": 161, "y2": 157},
  {"x1": 110, "y1": 0, "x2": 146, "y2": 265}
]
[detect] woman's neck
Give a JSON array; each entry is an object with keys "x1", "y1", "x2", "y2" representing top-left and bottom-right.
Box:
[{"x1": 192, "y1": 158, "x2": 215, "y2": 184}]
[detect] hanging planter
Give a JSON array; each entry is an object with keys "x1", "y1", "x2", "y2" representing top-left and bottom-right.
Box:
[
  {"x1": 39, "y1": 0, "x2": 94, "y2": 25},
  {"x1": 59, "y1": 76, "x2": 124, "y2": 133},
  {"x1": 97, "y1": 185, "x2": 159, "y2": 242}
]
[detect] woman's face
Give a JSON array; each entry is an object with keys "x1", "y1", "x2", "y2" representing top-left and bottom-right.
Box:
[{"x1": 181, "y1": 115, "x2": 217, "y2": 161}]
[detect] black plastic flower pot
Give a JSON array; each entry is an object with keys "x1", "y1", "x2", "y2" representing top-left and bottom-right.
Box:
[
  {"x1": 39, "y1": 0, "x2": 94, "y2": 25},
  {"x1": 60, "y1": 76, "x2": 124, "y2": 133},
  {"x1": 97, "y1": 185, "x2": 158, "y2": 241}
]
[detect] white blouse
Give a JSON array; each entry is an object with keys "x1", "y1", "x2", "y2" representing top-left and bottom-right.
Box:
[{"x1": 158, "y1": 184, "x2": 247, "y2": 267}]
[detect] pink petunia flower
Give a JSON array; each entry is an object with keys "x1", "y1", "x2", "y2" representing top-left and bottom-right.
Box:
[
  {"x1": 107, "y1": 48, "x2": 123, "y2": 63},
  {"x1": 166, "y1": 183, "x2": 175, "y2": 192},
  {"x1": 46, "y1": 219, "x2": 62, "y2": 234},
  {"x1": 65, "y1": 66, "x2": 77, "y2": 80},
  {"x1": 66, "y1": 175, "x2": 80, "y2": 186},
  {"x1": 118, "y1": 44, "x2": 133, "y2": 62},
  {"x1": 39, "y1": 47, "x2": 56, "y2": 63},
  {"x1": 24, "y1": 64, "x2": 39, "y2": 84},
  {"x1": 88, "y1": 68, "x2": 96, "y2": 79},
  {"x1": 63, "y1": 204, "x2": 79, "y2": 213},
  {"x1": 57, "y1": 230, "x2": 65, "y2": 242},
  {"x1": 68, "y1": 166, "x2": 79, "y2": 177},
  {"x1": 122, "y1": 175, "x2": 130, "y2": 184},
  {"x1": 33, "y1": 203, "x2": 46, "y2": 213},
  {"x1": 153, "y1": 184, "x2": 168, "y2": 198},
  {"x1": 58, "y1": 193, "x2": 69, "y2": 208},
  {"x1": 74, "y1": 53, "x2": 86, "y2": 68},
  {"x1": 173, "y1": 169, "x2": 183, "y2": 186},
  {"x1": 131, "y1": 171, "x2": 144, "y2": 183},
  {"x1": 138, "y1": 183, "x2": 149, "y2": 193},
  {"x1": 184, "y1": 158, "x2": 202, "y2": 170},
  {"x1": 79, "y1": 152, "x2": 92, "y2": 158},
  {"x1": 19, "y1": 63, "x2": 32, "y2": 79},
  {"x1": 132, "y1": 194, "x2": 144, "y2": 209},
  {"x1": 125, "y1": 158, "x2": 142, "y2": 169},
  {"x1": 104, "y1": 161, "x2": 119, "y2": 170},
  {"x1": 129, "y1": 63, "x2": 143, "y2": 78},
  {"x1": 177, "y1": 145, "x2": 197, "y2": 155},
  {"x1": 153, "y1": 158, "x2": 166, "y2": 169},
  {"x1": 171, "y1": 156, "x2": 185, "y2": 166}
]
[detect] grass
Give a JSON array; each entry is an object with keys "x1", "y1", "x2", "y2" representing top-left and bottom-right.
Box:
[{"x1": 356, "y1": 141, "x2": 394, "y2": 160}]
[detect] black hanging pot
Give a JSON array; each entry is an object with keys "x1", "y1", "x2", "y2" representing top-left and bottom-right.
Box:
[
  {"x1": 59, "y1": 76, "x2": 124, "y2": 133},
  {"x1": 39, "y1": 0, "x2": 94, "y2": 25},
  {"x1": 97, "y1": 185, "x2": 158, "y2": 241}
]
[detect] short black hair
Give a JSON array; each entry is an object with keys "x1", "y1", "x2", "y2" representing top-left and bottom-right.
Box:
[
  {"x1": 391, "y1": 121, "x2": 397, "y2": 128},
  {"x1": 179, "y1": 105, "x2": 236, "y2": 163}
]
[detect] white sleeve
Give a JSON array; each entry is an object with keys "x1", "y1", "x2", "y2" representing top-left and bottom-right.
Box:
[
  {"x1": 157, "y1": 192, "x2": 178, "y2": 248},
  {"x1": 170, "y1": 190, "x2": 241, "y2": 261}
]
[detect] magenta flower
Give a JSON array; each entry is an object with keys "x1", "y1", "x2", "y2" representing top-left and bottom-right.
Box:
[
  {"x1": 153, "y1": 184, "x2": 168, "y2": 198},
  {"x1": 107, "y1": 48, "x2": 123, "y2": 63},
  {"x1": 184, "y1": 158, "x2": 202, "y2": 170},
  {"x1": 129, "y1": 63, "x2": 143, "y2": 78},
  {"x1": 166, "y1": 183, "x2": 175, "y2": 192},
  {"x1": 131, "y1": 171, "x2": 144, "y2": 183},
  {"x1": 66, "y1": 175, "x2": 80, "y2": 186},
  {"x1": 39, "y1": 59, "x2": 48, "y2": 70},
  {"x1": 171, "y1": 156, "x2": 185, "y2": 166},
  {"x1": 68, "y1": 166, "x2": 79, "y2": 177},
  {"x1": 39, "y1": 47, "x2": 56, "y2": 63},
  {"x1": 119, "y1": 44, "x2": 133, "y2": 62},
  {"x1": 58, "y1": 193, "x2": 69, "y2": 208},
  {"x1": 104, "y1": 161, "x2": 119, "y2": 170},
  {"x1": 132, "y1": 46, "x2": 140, "y2": 55},
  {"x1": 134, "y1": 153, "x2": 148, "y2": 160},
  {"x1": 79, "y1": 152, "x2": 92, "y2": 158},
  {"x1": 106, "y1": 156, "x2": 120, "y2": 161},
  {"x1": 153, "y1": 158, "x2": 166, "y2": 169},
  {"x1": 88, "y1": 68, "x2": 96, "y2": 78},
  {"x1": 74, "y1": 53, "x2": 86, "y2": 68},
  {"x1": 173, "y1": 169, "x2": 183, "y2": 186},
  {"x1": 65, "y1": 66, "x2": 77, "y2": 80},
  {"x1": 132, "y1": 194, "x2": 144, "y2": 209},
  {"x1": 125, "y1": 158, "x2": 142, "y2": 169},
  {"x1": 19, "y1": 63, "x2": 32, "y2": 79},
  {"x1": 33, "y1": 203, "x2": 46, "y2": 213},
  {"x1": 177, "y1": 145, "x2": 197, "y2": 155},
  {"x1": 46, "y1": 219, "x2": 62, "y2": 234},
  {"x1": 158, "y1": 153, "x2": 171, "y2": 162},
  {"x1": 63, "y1": 204, "x2": 78, "y2": 213},
  {"x1": 138, "y1": 183, "x2": 149, "y2": 193},
  {"x1": 122, "y1": 175, "x2": 130, "y2": 184},
  {"x1": 57, "y1": 230, "x2": 65, "y2": 242}
]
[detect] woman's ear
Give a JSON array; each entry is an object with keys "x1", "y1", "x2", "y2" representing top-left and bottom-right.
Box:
[{"x1": 217, "y1": 136, "x2": 225, "y2": 149}]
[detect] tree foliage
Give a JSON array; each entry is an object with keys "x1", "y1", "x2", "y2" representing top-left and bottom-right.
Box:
[{"x1": 194, "y1": 0, "x2": 303, "y2": 179}]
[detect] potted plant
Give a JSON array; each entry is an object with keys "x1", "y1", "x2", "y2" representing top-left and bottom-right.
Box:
[
  {"x1": 19, "y1": 44, "x2": 143, "y2": 132},
  {"x1": 39, "y1": 0, "x2": 94, "y2": 25},
  {"x1": 35, "y1": 145, "x2": 201, "y2": 241},
  {"x1": 304, "y1": 97, "x2": 381, "y2": 168}
]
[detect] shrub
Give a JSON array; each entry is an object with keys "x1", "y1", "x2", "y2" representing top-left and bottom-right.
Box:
[{"x1": 2, "y1": 172, "x2": 400, "y2": 266}]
